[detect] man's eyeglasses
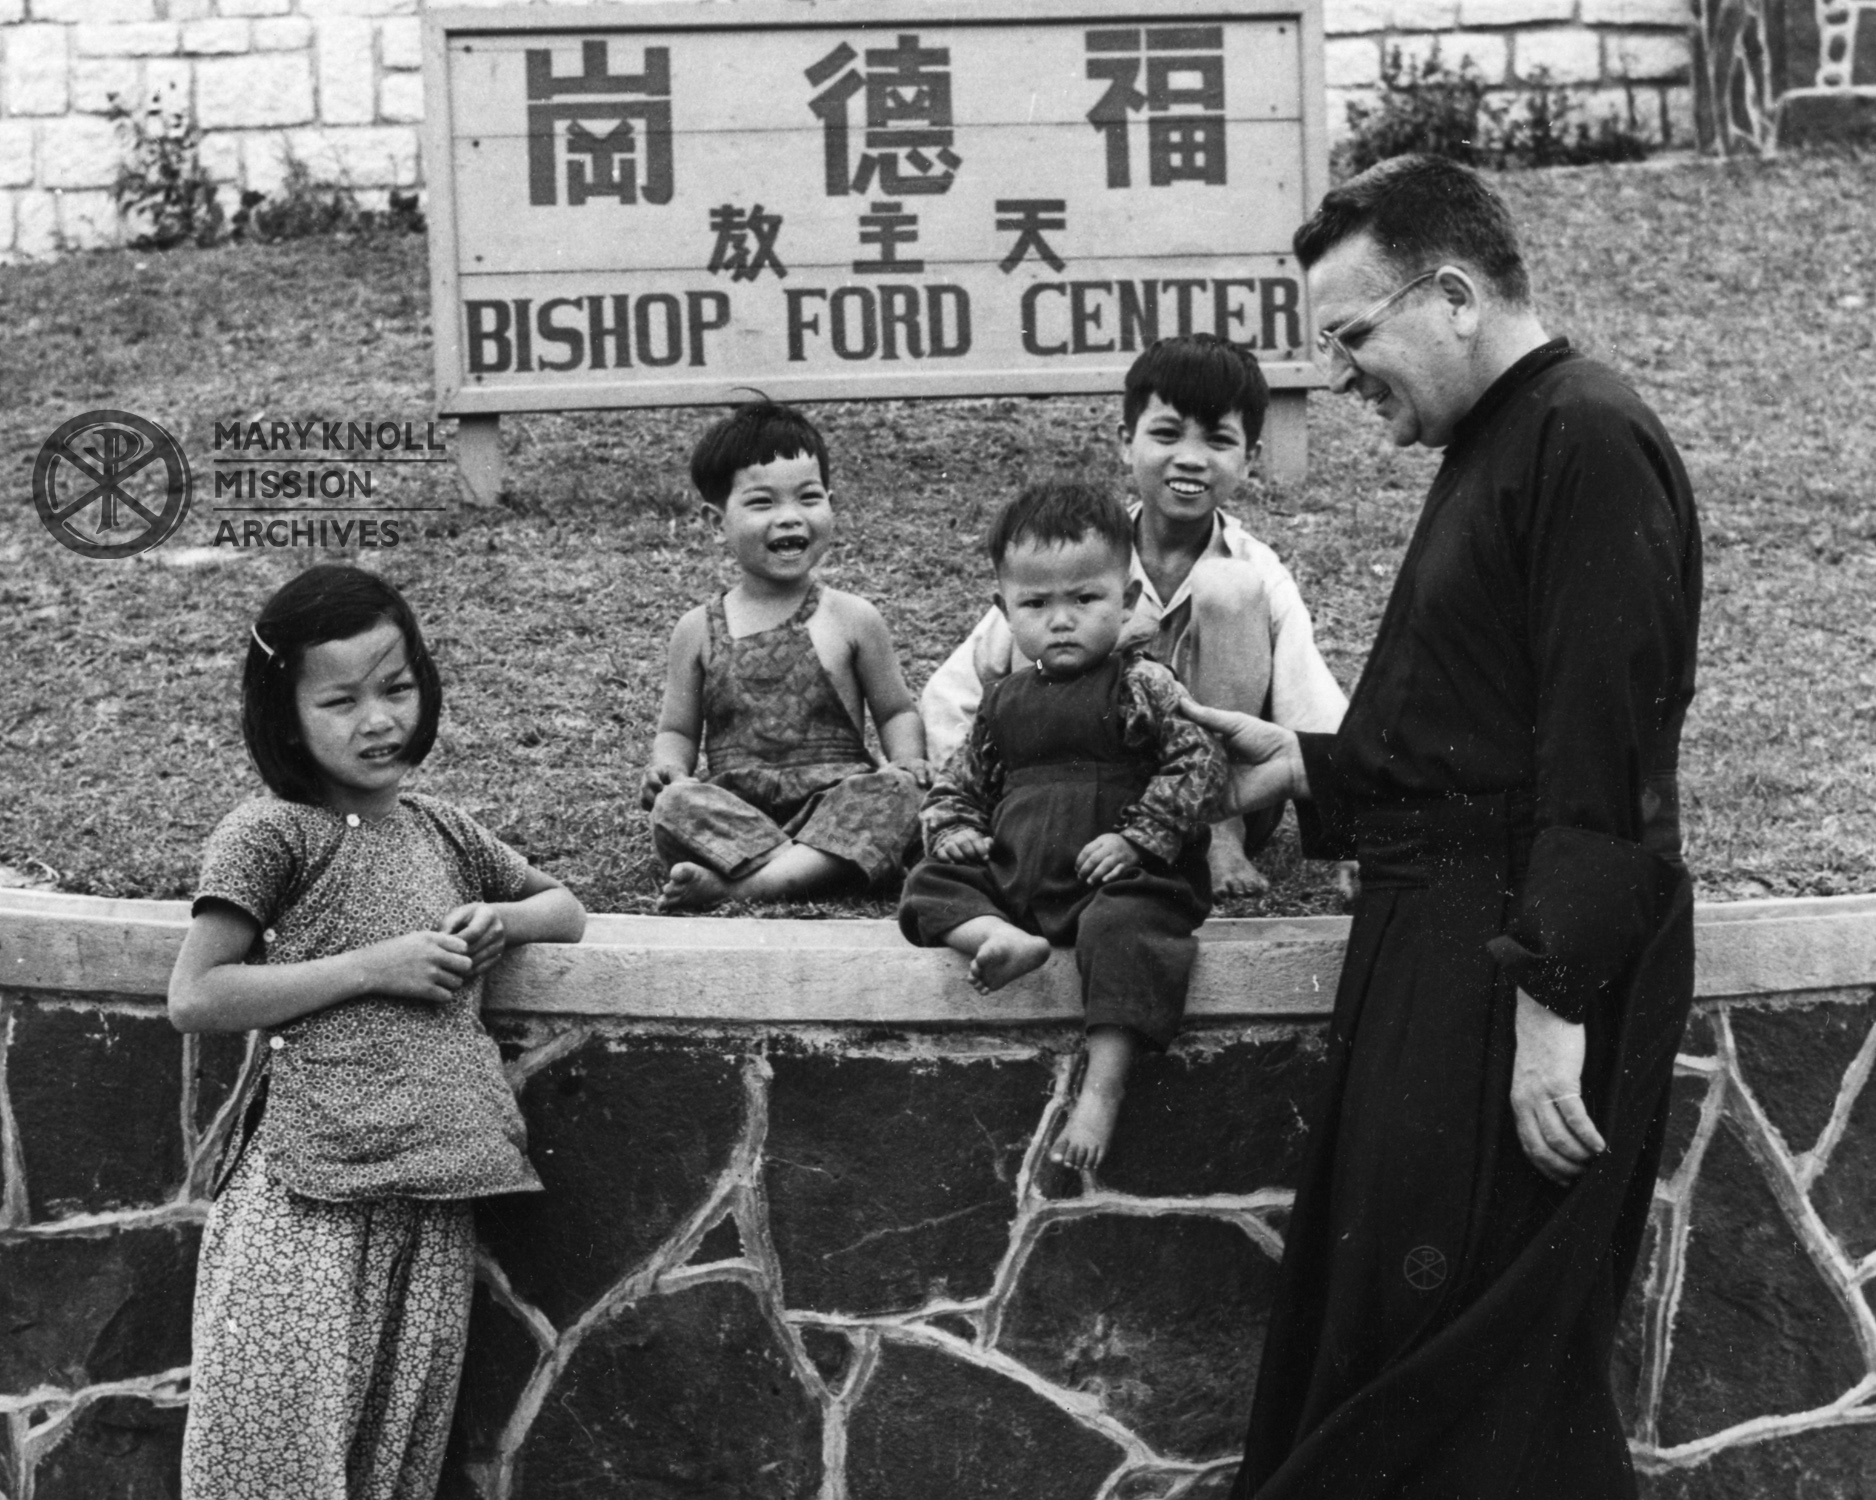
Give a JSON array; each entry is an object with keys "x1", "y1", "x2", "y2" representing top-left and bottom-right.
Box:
[{"x1": 1315, "y1": 269, "x2": 1441, "y2": 367}]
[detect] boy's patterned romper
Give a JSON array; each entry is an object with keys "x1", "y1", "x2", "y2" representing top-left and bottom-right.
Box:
[{"x1": 651, "y1": 582, "x2": 920, "y2": 885}]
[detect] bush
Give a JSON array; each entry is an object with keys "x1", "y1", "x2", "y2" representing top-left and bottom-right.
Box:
[
  {"x1": 231, "y1": 158, "x2": 426, "y2": 243},
  {"x1": 1335, "y1": 48, "x2": 1656, "y2": 178},
  {"x1": 109, "y1": 88, "x2": 223, "y2": 249},
  {"x1": 110, "y1": 98, "x2": 426, "y2": 250},
  {"x1": 1336, "y1": 47, "x2": 1494, "y2": 177},
  {"x1": 1494, "y1": 77, "x2": 1656, "y2": 168}
]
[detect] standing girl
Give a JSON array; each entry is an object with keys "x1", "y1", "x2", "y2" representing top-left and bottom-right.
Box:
[{"x1": 168, "y1": 564, "x2": 585, "y2": 1499}]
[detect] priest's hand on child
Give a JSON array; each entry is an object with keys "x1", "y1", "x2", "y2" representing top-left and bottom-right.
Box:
[
  {"x1": 1076, "y1": 832, "x2": 1141, "y2": 885},
  {"x1": 933, "y1": 828, "x2": 992, "y2": 864},
  {"x1": 1177, "y1": 698, "x2": 1308, "y2": 814}
]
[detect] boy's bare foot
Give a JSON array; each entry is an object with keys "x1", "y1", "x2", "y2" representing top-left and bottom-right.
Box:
[
  {"x1": 1208, "y1": 838, "x2": 1270, "y2": 898},
  {"x1": 659, "y1": 862, "x2": 730, "y2": 911},
  {"x1": 1051, "y1": 1085, "x2": 1124, "y2": 1169},
  {"x1": 968, "y1": 929, "x2": 1052, "y2": 993}
]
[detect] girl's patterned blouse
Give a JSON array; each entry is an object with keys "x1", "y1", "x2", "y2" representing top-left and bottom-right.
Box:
[{"x1": 195, "y1": 793, "x2": 544, "y2": 1202}]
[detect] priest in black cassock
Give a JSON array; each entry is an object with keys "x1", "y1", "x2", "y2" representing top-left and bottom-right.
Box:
[{"x1": 1185, "y1": 155, "x2": 1702, "y2": 1498}]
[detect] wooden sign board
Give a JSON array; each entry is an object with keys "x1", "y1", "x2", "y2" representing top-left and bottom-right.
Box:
[{"x1": 424, "y1": 0, "x2": 1329, "y2": 491}]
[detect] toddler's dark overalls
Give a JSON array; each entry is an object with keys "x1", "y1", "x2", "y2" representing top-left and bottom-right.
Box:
[{"x1": 899, "y1": 655, "x2": 1210, "y2": 1047}]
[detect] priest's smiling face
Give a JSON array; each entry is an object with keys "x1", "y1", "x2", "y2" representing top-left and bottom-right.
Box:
[{"x1": 1308, "y1": 232, "x2": 1481, "y2": 449}]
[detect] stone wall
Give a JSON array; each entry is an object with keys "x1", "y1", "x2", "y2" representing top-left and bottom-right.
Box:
[
  {"x1": 0, "y1": 0, "x2": 1700, "y2": 260},
  {"x1": 2, "y1": 890, "x2": 1875, "y2": 1498},
  {"x1": 0, "y1": 0, "x2": 423, "y2": 259},
  {"x1": 1322, "y1": 0, "x2": 1696, "y2": 149}
]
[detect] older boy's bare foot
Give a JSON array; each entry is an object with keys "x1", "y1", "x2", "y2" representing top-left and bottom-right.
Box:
[
  {"x1": 659, "y1": 862, "x2": 729, "y2": 912},
  {"x1": 1208, "y1": 838, "x2": 1270, "y2": 898},
  {"x1": 1051, "y1": 1086, "x2": 1123, "y2": 1169},
  {"x1": 968, "y1": 930, "x2": 1051, "y2": 993}
]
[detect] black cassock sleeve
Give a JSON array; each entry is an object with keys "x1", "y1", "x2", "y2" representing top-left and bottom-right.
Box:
[
  {"x1": 1484, "y1": 401, "x2": 1697, "y2": 1022},
  {"x1": 1294, "y1": 731, "x2": 1357, "y2": 862}
]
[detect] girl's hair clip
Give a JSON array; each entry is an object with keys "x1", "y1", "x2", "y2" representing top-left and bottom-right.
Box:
[{"x1": 251, "y1": 624, "x2": 279, "y2": 662}]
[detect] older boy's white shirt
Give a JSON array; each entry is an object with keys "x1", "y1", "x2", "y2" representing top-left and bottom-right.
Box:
[{"x1": 919, "y1": 507, "x2": 1347, "y2": 767}]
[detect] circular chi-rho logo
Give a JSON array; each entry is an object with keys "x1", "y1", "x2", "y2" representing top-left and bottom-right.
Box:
[
  {"x1": 1403, "y1": 1244, "x2": 1448, "y2": 1292},
  {"x1": 32, "y1": 409, "x2": 192, "y2": 559}
]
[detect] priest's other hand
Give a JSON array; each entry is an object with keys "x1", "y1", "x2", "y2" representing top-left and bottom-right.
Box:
[
  {"x1": 1178, "y1": 698, "x2": 1308, "y2": 815},
  {"x1": 1510, "y1": 988, "x2": 1607, "y2": 1184}
]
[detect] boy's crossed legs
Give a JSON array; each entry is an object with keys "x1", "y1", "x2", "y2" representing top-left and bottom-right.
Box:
[{"x1": 653, "y1": 768, "x2": 918, "y2": 910}]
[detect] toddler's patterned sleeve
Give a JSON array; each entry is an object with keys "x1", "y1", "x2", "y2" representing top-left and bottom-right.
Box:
[
  {"x1": 193, "y1": 799, "x2": 301, "y2": 928},
  {"x1": 919, "y1": 706, "x2": 1002, "y2": 850},
  {"x1": 1115, "y1": 659, "x2": 1228, "y2": 861}
]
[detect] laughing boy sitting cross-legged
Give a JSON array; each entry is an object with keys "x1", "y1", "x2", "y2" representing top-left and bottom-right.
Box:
[{"x1": 641, "y1": 400, "x2": 928, "y2": 910}]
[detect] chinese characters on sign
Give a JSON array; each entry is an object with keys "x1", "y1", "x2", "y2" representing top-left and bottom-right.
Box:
[
  {"x1": 1085, "y1": 27, "x2": 1229, "y2": 189},
  {"x1": 806, "y1": 37, "x2": 962, "y2": 277},
  {"x1": 707, "y1": 205, "x2": 787, "y2": 282},
  {"x1": 435, "y1": 4, "x2": 1321, "y2": 405},
  {"x1": 526, "y1": 39, "x2": 673, "y2": 205},
  {"x1": 805, "y1": 36, "x2": 962, "y2": 196},
  {"x1": 997, "y1": 200, "x2": 1068, "y2": 273}
]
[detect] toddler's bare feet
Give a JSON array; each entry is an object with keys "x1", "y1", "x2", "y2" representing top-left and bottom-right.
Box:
[
  {"x1": 659, "y1": 862, "x2": 730, "y2": 912},
  {"x1": 1051, "y1": 1085, "x2": 1124, "y2": 1169},
  {"x1": 1208, "y1": 839, "x2": 1270, "y2": 898},
  {"x1": 968, "y1": 929, "x2": 1051, "y2": 993}
]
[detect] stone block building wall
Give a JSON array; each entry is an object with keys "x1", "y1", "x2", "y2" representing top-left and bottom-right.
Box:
[
  {"x1": 1321, "y1": 0, "x2": 1696, "y2": 148},
  {"x1": 0, "y1": 0, "x2": 425, "y2": 259},
  {"x1": 2, "y1": 892, "x2": 1875, "y2": 1499},
  {"x1": 0, "y1": 0, "x2": 1697, "y2": 260}
]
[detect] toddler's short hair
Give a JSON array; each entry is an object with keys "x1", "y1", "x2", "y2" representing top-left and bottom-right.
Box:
[
  {"x1": 987, "y1": 480, "x2": 1133, "y2": 573},
  {"x1": 690, "y1": 399, "x2": 830, "y2": 507},
  {"x1": 1121, "y1": 334, "x2": 1270, "y2": 446},
  {"x1": 243, "y1": 564, "x2": 441, "y2": 805}
]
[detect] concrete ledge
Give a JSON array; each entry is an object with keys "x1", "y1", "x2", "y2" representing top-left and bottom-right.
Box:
[{"x1": 3, "y1": 889, "x2": 1874, "y2": 1023}]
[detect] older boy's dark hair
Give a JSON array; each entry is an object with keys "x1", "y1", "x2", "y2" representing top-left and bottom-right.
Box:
[
  {"x1": 243, "y1": 563, "x2": 442, "y2": 805},
  {"x1": 987, "y1": 479, "x2": 1133, "y2": 572},
  {"x1": 1292, "y1": 153, "x2": 1530, "y2": 305},
  {"x1": 689, "y1": 399, "x2": 830, "y2": 507},
  {"x1": 1121, "y1": 334, "x2": 1269, "y2": 445}
]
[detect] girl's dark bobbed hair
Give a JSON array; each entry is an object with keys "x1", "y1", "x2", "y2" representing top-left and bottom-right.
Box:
[{"x1": 242, "y1": 564, "x2": 441, "y2": 804}]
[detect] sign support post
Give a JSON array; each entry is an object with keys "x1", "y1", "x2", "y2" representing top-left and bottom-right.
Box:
[
  {"x1": 456, "y1": 415, "x2": 503, "y2": 506},
  {"x1": 1264, "y1": 392, "x2": 1306, "y2": 488}
]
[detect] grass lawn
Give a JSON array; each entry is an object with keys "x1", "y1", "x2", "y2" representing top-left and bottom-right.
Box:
[{"x1": 2, "y1": 152, "x2": 1872, "y2": 918}]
